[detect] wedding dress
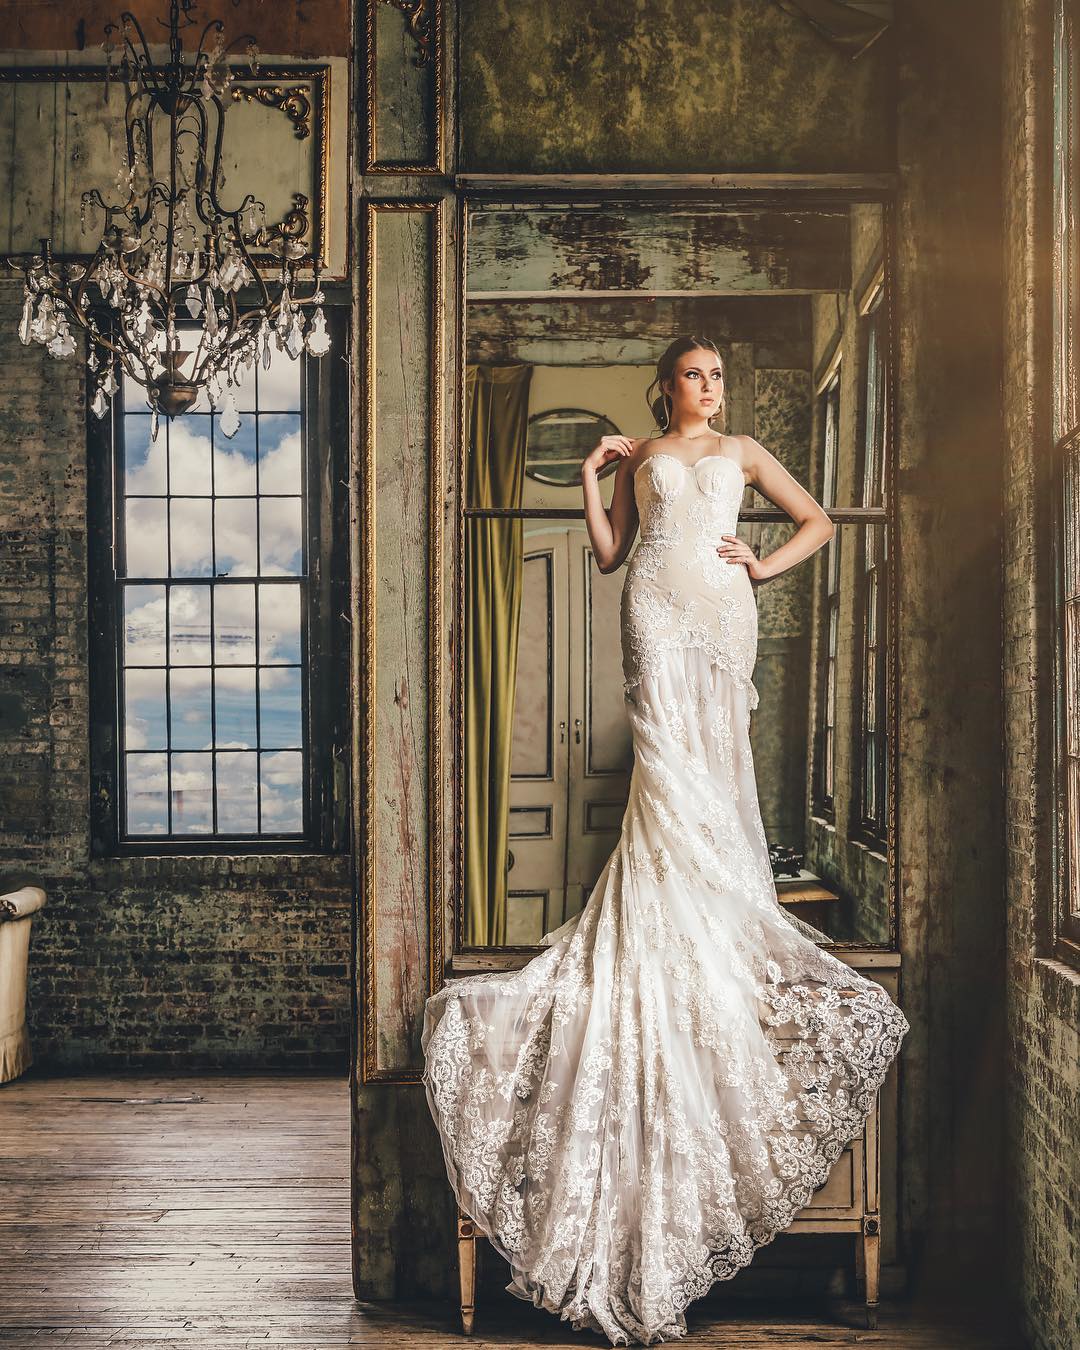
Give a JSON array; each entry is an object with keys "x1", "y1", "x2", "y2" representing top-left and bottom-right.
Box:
[{"x1": 422, "y1": 450, "x2": 910, "y2": 1346}]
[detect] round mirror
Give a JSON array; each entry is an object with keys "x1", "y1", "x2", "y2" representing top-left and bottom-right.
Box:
[{"x1": 525, "y1": 407, "x2": 622, "y2": 487}]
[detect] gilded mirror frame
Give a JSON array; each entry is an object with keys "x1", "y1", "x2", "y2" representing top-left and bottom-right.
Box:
[{"x1": 450, "y1": 185, "x2": 900, "y2": 969}]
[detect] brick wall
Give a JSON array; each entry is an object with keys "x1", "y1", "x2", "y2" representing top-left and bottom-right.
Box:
[
  {"x1": 0, "y1": 292, "x2": 352, "y2": 1071},
  {"x1": 1002, "y1": 4, "x2": 1080, "y2": 1349}
]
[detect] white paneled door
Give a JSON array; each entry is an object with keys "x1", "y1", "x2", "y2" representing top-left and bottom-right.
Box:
[{"x1": 507, "y1": 526, "x2": 633, "y2": 944}]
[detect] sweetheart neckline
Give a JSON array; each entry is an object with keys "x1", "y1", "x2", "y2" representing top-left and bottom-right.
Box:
[{"x1": 633, "y1": 451, "x2": 746, "y2": 485}]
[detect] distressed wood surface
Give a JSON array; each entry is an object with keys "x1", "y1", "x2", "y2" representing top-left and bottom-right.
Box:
[
  {"x1": 0, "y1": 1072, "x2": 1010, "y2": 1346},
  {"x1": 467, "y1": 207, "x2": 850, "y2": 297},
  {"x1": 369, "y1": 0, "x2": 441, "y2": 171},
  {"x1": 367, "y1": 204, "x2": 436, "y2": 1078},
  {"x1": 465, "y1": 295, "x2": 811, "y2": 369}
]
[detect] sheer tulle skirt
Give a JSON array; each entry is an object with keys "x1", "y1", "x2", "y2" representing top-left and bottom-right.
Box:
[{"x1": 421, "y1": 646, "x2": 909, "y2": 1346}]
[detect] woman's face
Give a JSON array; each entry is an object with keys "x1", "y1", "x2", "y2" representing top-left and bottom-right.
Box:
[{"x1": 663, "y1": 347, "x2": 724, "y2": 418}]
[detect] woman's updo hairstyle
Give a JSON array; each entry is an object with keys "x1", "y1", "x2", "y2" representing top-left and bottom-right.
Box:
[{"x1": 644, "y1": 335, "x2": 725, "y2": 431}]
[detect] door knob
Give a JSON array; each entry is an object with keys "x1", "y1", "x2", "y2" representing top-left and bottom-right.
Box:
[
  {"x1": 559, "y1": 719, "x2": 566, "y2": 743},
  {"x1": 574, "y1": 718, "x2": 582, "y2": 743}
]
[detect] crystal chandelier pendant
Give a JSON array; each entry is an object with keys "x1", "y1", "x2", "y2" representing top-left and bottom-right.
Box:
[
  {"x1": 218, "y1": 391, "x2": 241, "y2": 439},
  {"x1": 305, "y1": 307, "x2": 331, "y2": 357},
  {"x1": 3, "y1": 1, "x2": 331, "y2": 434}
]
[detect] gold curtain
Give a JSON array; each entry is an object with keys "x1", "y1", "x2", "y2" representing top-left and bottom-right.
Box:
[{"x1": 464, "y1": 363, "x2": 533, "y2": 947}]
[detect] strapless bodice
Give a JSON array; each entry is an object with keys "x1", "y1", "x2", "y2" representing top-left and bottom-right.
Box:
[{"x1": 620, "y1": 452, "x2": 759, "y2": 704}]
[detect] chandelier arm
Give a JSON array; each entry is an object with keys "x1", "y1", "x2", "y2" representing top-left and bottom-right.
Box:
[
  {"x1": 71, "y1": 239, "x2": 112, "y2": 313},
  {"x1": 114, "y1": 253, "x2": 169, "y2": 303},
  {"x1": 125, "y1": 91, "x2": 154, "y2": 210},
  {"x1": 115, "y1": 12, "x2": 163, "y2": 101},
  {"x1": 231, "y1": 222, "x2": 273, "y2": 311},
  {"x1": 163, "y1": 96, "x2": 180, "y2": 304},
  {"x1": 202, "y1": 91, "x2": 229, "y2": 219},
  {"x1": 186, "y1": 97, "x2": 217, "y2": 227},
  {"x1": 130, "y1": 181, "x2": 170, "y2": 234},
  {"x1": 191, "y1": 18, "x2": 226, "y2": 73}
]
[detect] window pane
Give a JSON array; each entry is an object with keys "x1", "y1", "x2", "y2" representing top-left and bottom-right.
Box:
[
  {"x1": 215, "y1": 498, "x2": 259, "y2": 576},
  {"x1": 125, "y1": 586, "x2": 167, "y2": 665},
  {"x1": 169, "y1": 417, "x2": 213, "y2": 494},
  {"x1": 214, "y1": 585, "x2": 257, "y2": 665},
  {"x1": 124, "y1": 498, "x2": 168, "y2": 577},
  {"x1": 258, "y1": 415, "x2": 303, "y2": 493},
  {"x1": 259, "y1": 584, "x2": 302, "y2": 664},
  {"x1": 124, "y1": 415, "x2": 166, "y2": 494},
  {"x1": 257, "y1": 357, "x2": 303, "y2": 413},
  {"x1": 169, "y1": 585, "x2": 212, "y2": 665},
  {"x1": 170, "y1": 667, "x2": 213, "y2": 751},
  {"x1": 216, "y1": 750, "x2": 259, "y2": 831},
  {"x1": 171, "y1": 752, "x2": 214, "y2": 834},
  {"x1": 260, "y1": 497, "x2": 304, "y2": 575},
  {"x1": 170, "y1": 498, "x2": 214, "y2": 577},
  {"x1": 259, "y1": 666, "x2": 303, "y2": 748},
  {"x1": 212, "y1": 419, "x2": 258, "y2": 496},
  {"x1": 125, "y1": 752, "x2": 168, "y2": 834},
  {"x1": 260, "y1": 750, "x2": 303, "y2": 832},
  {"x1": 124, "y1": 668, "x2": 167, "y2": 751},
  {"x1": 215, "y1": 666, "x2": 258, "y2": 746}
]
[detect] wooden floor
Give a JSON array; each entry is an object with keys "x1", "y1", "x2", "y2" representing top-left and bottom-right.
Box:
[{"x1": 0, "y1": 1073, "x2": 1015, "y2": 1348}]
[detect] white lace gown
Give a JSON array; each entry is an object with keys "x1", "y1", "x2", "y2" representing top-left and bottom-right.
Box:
[{"x1": 422, "y1": 451, "x2": 910, "y2": 1346}]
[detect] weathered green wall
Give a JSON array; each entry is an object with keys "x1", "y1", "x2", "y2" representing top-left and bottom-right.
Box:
[{"x1": 460, "y1": 0, "x2": 894, "y2": 172}]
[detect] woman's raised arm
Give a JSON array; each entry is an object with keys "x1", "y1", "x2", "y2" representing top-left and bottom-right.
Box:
[{"x1": 580, "y1": 435, "x2": 643, "y2": 574}]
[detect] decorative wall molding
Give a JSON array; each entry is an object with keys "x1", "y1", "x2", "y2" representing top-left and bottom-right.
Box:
[{"x1": 0, "y1": 63, "x2": 334, "y2": 272}]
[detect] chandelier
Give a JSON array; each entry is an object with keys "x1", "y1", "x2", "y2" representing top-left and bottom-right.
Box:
[{"x1": 6, "y1": 0, "x2": 330, "y2": 439}]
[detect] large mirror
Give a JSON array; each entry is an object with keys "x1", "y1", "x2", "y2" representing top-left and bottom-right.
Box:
[{"x1": 456, "y1": 198, "x2": 894, "y2": 953}]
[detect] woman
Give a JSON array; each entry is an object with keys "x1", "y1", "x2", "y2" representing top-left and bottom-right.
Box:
[{"x1": 422, "y1": 335, "x2": 910, "y2": 1346}]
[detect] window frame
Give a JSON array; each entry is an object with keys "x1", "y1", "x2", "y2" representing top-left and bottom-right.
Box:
[
  {"x1": 812, "y1": 361, "x2": 842, "y2": 821},
  {"x1": 87, "y1": 297, "x2": 351, "y2": 856},
  {"x1": 1051, "y1": 0, "x2": 1080, "y2": 964},
  {"x1": 852, "y1": 281, "x2": 890, "y2": 853}
]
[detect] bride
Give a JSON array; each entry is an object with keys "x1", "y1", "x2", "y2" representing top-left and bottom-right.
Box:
[{"x1": 422, "y1": 335, "x2": 910, "y2": 1345}]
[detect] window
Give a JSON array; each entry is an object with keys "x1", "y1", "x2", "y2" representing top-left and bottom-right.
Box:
[
  {"x1": 855, "y1": 285, "x2": 889, "y2": 848},
  {"x1": 812, "y1": 365, "x2": 842, "y2": 817},
  {"x1": 1052, "y1": 0, "x2": 1080, "y2": 956},
  {"x1": 88, "y1": 306, "x2": 349, "y2": 853}
]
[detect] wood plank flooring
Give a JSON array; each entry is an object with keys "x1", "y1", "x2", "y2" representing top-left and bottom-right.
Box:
[{"x1": 0, "y1": 1073, "x2": 1016, "y2": 1348}]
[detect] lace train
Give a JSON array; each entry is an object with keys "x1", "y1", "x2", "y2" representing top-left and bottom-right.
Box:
[{"x1": 422, "y1": 647, "x2": 909, "y2": 1345}]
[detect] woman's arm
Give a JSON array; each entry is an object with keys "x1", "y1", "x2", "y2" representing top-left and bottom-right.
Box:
[
  {"x1": 716, "y1": 433, "x2": 834, "y2": 583},
  {"x1": 581, "y1": 435, "x2": 643, "y2": 574}
]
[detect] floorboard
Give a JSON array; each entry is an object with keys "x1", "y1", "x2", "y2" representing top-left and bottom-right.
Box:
[{"x1": 0, "y1": 1073, "x2": 1016, "y2": 1348}]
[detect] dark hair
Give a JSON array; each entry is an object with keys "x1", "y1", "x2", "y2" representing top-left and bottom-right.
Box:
[{"x1": 644, "y1": 335, "x2": 725, "y2": 431}]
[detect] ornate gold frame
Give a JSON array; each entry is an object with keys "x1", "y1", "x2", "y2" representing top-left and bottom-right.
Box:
[
  {"x1": 364, "y1": 0, "x2": 445, "y2": 174},
  {"x1": 0, "y1": 63, "x2": 331, "y2": 273}
]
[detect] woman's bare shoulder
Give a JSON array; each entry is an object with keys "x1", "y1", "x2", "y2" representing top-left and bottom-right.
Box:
[{"x1": 623, "y1": 434, "x2": 660, "y2": 472}]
